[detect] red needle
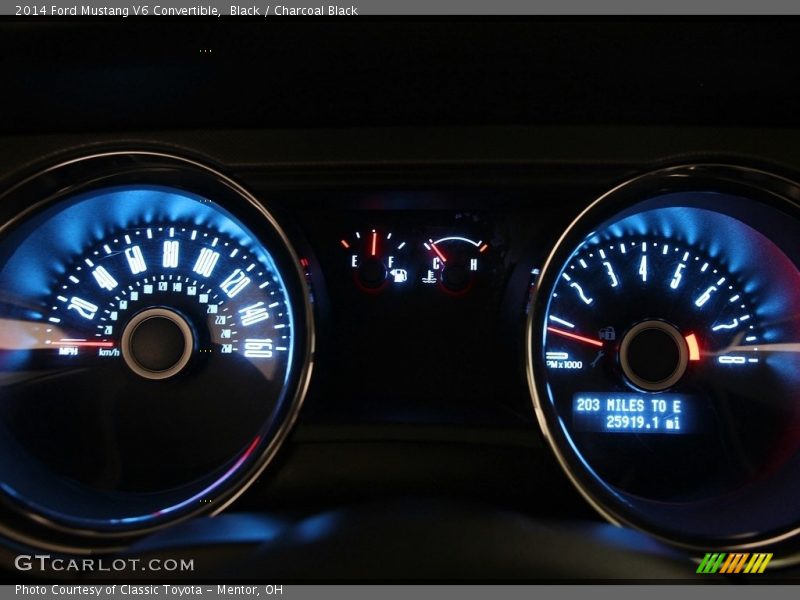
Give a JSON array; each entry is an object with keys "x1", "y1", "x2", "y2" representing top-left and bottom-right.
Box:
[
  {"x1": 371, "y1": 231, "x2": 378, "y2": 257},
  {"x1": 52, "y1": 340, "x2": 115, "y2": 348},
  {"x1": 685, "y1": 333, "x2": 701, "y2": 361},
  {"x1": 430, "y1": 241, "x2": 447, "y2": 263},
  {"x1": 547, "y1": 326, "x2": 603, "y2": 348}
]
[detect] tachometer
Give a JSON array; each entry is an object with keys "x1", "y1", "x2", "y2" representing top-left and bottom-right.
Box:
[
  {"x1": 547, "y1": 236, "x2": 761, "y2": 438},
  {"x1": 0, "y1": 152, "x2": 313, "y2": 548},
  {"x1": 528, "y1": 165, "x2": 800, "y2": 549}
]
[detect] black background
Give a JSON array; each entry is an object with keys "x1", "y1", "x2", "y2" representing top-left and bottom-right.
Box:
[{"x1": 3, "y1": 17, "x2": 800, "y2": 579}]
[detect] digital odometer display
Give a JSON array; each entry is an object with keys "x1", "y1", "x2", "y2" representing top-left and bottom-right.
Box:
[{"x1": 572, "y1": 393, "x2": 693, "y2": 434}]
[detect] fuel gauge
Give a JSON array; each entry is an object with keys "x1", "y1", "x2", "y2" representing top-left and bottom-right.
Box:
[
  {"x1": 341, "y1": 229, "x2": 409, "y2": 291},
  {"x1": 422, "y1": 236, "x2": 489, "y2": 293}
]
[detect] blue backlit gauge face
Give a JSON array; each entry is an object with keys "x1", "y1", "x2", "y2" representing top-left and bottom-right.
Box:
[
  {"x1": 542, "y1": 218, "x2": 800, "y2": 501},
  {"x1": 45, "y1": 223, "x2": 291, "y2": 380},
  {"x1": 546, "y1": 237, "x2": 762, "y2": 438},
  {"x1": 532, "y1": 193, "x2": 800, "y2": 544},
  {"x1": 0, "y1": 176, "x2": 310, "y2": 535}
]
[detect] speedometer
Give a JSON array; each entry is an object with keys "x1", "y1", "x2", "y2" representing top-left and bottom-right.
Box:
[
  {"x1": 0, "y1": 152, "x2": 313, "y2": 548},
  {"x1": 528, "y1": 165, "x2": 800, "y2": 549},
  {"x1": 45, "y1": 217, "x2": 292, "y2": 381}
]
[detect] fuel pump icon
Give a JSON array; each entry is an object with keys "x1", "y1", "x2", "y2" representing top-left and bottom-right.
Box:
[{"x1": 389, "y1": 269, "x2": 408, "y2": 283}]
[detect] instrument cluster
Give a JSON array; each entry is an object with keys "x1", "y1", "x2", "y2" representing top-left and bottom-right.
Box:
[{"x1": 1, "y1": 152, "x2": 800, "y2": 561}]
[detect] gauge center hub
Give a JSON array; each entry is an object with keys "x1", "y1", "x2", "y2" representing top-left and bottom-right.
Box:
[
  {"x1": 357, "y1": 257, "x2": 388, "y2": 289},
  {"x1": 121, "y1": 308, "x2": 194, "y2": 380},
  {"x1": 619, "y1": 320, "x2": 688, "y2": 392},
  {"x1": 442, "y1": 263, "x2": 470, "y2": 292}
]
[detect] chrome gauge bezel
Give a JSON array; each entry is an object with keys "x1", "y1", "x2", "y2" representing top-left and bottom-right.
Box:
[
  {"x1": 0, "y1": 151, "x2": 315, "y2": 552},
  {"x1": 527, "y1": 163, "x2": 800, "y2": 554}
]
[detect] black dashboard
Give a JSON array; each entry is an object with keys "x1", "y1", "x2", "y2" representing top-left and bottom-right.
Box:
[{"x1": 2, "y1": 18, "x2": 800, "y2": 582}]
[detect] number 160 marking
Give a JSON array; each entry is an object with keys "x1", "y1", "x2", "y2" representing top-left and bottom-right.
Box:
[{"x1": 244, "y1": 339, "x2": 273, "y2": 358}]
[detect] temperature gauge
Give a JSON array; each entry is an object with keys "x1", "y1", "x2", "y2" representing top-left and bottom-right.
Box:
[
  {"x1": 422, "y1": 236, "x2": 489, "y2": 293},
  {"x1": 341, "y1": 229, "x2": 409, "y2": 291}
]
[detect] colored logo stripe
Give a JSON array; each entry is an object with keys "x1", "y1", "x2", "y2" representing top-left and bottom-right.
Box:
[
  {"x1": 744, "y1": 553, "x2": 773, "y2": 574},
  {"x1": 697, "y1": 553, "x2": 726, "y2": 573},
  {"x1": 697, "y1": 553, "x2": 773, "y2": 574}
]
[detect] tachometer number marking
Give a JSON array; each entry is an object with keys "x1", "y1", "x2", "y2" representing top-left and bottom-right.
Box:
[
  {"x1": 670, "y1": 263, "x2": 686, "y2": 289},
  {"x1": 570, "y1": 282, "x2": 593, "y2": 305},
  {"x1": 694, "y1": 285, "x2": 717, "y2": 307},
  {"x1": 602, "y1": 261, "x2": 619, "y2": 287},
  {"x1": 562, "y1": 273, "x2": 594, "y2": 305},
  {"x1": 712, "y1": 319, "x2": 739, "y2": 331}
]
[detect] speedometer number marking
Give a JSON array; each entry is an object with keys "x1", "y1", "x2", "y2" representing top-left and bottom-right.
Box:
[
  {"x1": 125, "y1": 245, "x2": 147, "y2": 274},
  {"x1": 162, "y1": 240, "x2": 180, "y2": 268},
  {"x1": 239, "y1": 301, "x2": 269, "y2": 326},
  {"x1": 220, "y1": 268, "x2": 251, "y2": 298},
  {"x1": 244, "y1": 338, "x2": 274, "y2": 358},
  {"x1": 67, "y1": 296, "x2": 98, "y2": 319},
  {"x1": 92, "y1": 266, "x2": 118, "y2": 290},
  {"x1": 193, "y1": 248, "x2": 220, "y2": 277}
]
